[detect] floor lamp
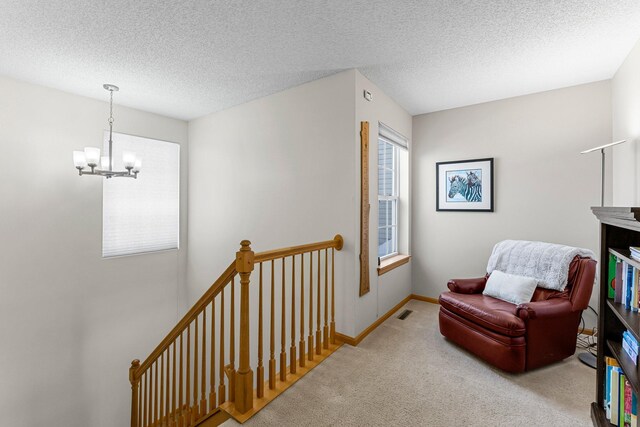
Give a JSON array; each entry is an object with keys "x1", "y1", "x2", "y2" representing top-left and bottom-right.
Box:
[
  {"x1": 578, "y1": 139, "x2": 627, "y2": 368},
  {"x1": 580, "y1": 140, "x2": 627, "y2": 206}
]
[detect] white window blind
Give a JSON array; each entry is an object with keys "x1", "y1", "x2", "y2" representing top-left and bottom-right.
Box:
[{"x1": 102, "y1": 132, "x2": 180, "y2": 257}]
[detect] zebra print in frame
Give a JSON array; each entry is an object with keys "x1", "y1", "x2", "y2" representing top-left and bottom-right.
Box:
[{"x1": 436, "y1": 157, "x2": 494, "y2": 212}]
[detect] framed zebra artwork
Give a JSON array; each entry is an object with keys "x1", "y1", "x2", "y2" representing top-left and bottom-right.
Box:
[{"x1": 436, "y1": 157, "x2": 494, "y2": 212}]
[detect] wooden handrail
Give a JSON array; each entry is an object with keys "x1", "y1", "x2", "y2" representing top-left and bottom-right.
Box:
[
  {"x1": 135, "y1": 261, "x2": 237, "y2": 376},
  {"x1": 254, "y1": 234, "x2": 343, "y2": 263}
]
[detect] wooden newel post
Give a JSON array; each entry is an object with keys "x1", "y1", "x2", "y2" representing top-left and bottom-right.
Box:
[
  {"x1": 129, "y1": 359, "x2": 140, "y2": 427},
  {"x1": 235, "y1": 240, "x2": 254, "y2": 413}
]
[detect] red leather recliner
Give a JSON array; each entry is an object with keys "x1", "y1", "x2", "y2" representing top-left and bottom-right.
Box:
[{"x1": 438, "y1": 256, "x2": 596, "y2": 373}]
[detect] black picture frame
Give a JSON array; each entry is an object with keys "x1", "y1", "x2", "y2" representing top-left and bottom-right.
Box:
[{"x1": 436, "y1": 157, "x2": 494, "y2": 212}]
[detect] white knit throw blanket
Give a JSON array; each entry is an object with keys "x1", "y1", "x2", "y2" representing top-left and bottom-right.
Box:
[{"x1": 486, "y1": 240, "x2": 595, "y2": 291}]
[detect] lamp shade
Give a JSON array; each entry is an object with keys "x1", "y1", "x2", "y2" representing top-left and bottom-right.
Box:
[
  {"x1": 73, "y1": 151, "x2": 87, "y2": 169},
  {"x1": 123, "y1": 151, "x2": 136, "y2": 169},
  {"x1": 84, "y1": 147, "x2": 101, "y2": 166},
  {"x1": 133, "y1": 158, "x2": 142, "y2": 173}
]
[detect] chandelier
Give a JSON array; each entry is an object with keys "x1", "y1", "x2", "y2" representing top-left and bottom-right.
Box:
[{"x1": 73, "y1": 84, "x2": 141, "y2": 178}]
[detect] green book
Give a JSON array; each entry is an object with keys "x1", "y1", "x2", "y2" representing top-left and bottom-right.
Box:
[{"x1": 610, "y1": 254, "x2": 618, "y2": 299}]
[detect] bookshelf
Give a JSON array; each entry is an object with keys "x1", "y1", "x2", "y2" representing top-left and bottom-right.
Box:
[{"x1": 591, "y1": 207, "x2": 640, "y2": 426}]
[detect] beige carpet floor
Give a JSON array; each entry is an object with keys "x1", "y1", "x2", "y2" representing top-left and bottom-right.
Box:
[{"x1": 224, "y1": 300, "x2": 594, "y2": 426}]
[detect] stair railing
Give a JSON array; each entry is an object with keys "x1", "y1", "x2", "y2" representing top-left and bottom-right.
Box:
[{"x1": 129, "y1": 235, "x2": 343, "y2": 427}]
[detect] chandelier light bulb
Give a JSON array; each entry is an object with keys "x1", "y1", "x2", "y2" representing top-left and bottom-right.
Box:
[
  {"x1": 84, "y1": 147, "x2": 101, "y2": 167},
  {"x1": 123, "y1": 151, "x2": 136, "y2": 169},
  {"x1": 73, "y1": 151, "x2": 87, "y2": 169},
  {"x1": 101, "y1": 156, "x2": 111, "y2": 170}
]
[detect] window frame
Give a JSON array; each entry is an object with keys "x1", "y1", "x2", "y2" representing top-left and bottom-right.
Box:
[{"x1": 378, "y1": 138, "x2": 399, "y2": 261}]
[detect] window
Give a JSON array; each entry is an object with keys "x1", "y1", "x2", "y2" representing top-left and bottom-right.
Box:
[
  {"x1": 378, "y1": 123, "x2": 409, "y2": 262},
  {"x1": 378, "y1": 139, "x2": 398, "y2": 259},
  {"x1": 102, "y1": 132, "x2": 180, "y2": 257}
]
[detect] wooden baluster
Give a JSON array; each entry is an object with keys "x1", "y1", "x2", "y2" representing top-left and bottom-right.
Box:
[
  {"x1": 209, "y1": 301, "x2": 217, "y2": 411},
  {"x1": 169, "y1": 340, "x2": 178, "y2": 427},
  {"x1": 192, "y1": 316, "x2": 198, "y2": 424},
  {"x1": 308, "y1": 251, "x2": 314, "y2": 361},
  {"x1": 155, "y1": 360, "x2": 159, "y2": 425},
  {"x1": 179, "y1": 333, "x2": 183, "y2": 427},
  {"x1": 137, "y1": 377, "x2": 144, "y2": 427},
  {"x1": 257, "y1": 262, "x2": 265, "y2": 397},
  {"x1": 142, "y1": 372, "x2": 147, "y2": 427},
  {"x1": 331, "y1": 247, "x2": 336, "y2": 344},
  {"x1": 280, "y1": 257, "x2": 287, "y2": 381},
  {"x1": 200, "y1": 308, "x2": 207, "y2": 417},
  {"x1": 323, "y1": 248, "x2": 329, "y2": 349},
  {"x1": 171, "y1": 341, "x2": 177, "y2": 427},
  {"x1": 150, "y1": 366, "x2": 155, "y2": 427},
  {"x1": 130, "y1": 360, "x2": 140, "y2": 427},
  {"x1": 158, "y1": 352, "x2": 164, "y2": 425},
  {"x1": 185, "y1": 324, "x2": 191, "y2": 426},
  {"x1": 138, "y1": 370, "x2": 143, "y2": 427},
  {"x1": 269, "y1": 260, "x2": 276, "y2": 389},
  {"x1": 316, "y1": 250, "x2": 322, "y2": 355},
  {"x1": 165, "y1": 348, "x2": 170, "y2": 426},
  {"x1": 228, "y1": 276, "x2": 236, "y2": 402},
  {"x1": 145, "y1": 369, "x2": 150, "y2": 427},
  {"x1": 299, "y1": 252, "x2": 305, "y2": 367},
  {"x1": 218, "y1": 289, "x2": 225, "y2": 406},
  {"x1": 234, "y1": 240, "x2": 254, "y2": 413},
  {"x1": 290, "y1": 255, "x2": 297, "y2": 374}
]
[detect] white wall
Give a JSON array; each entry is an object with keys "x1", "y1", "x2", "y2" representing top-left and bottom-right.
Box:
[
  {"x1": 0, "y1": 76, "x2": 189, "y2": 427},
  {"x1": 188, "y1": 70, "x2": 357, "y2": 340},
  {"x1": 354, "y1": 71, "x2": 413, "y2": 334},
  {"x1": 613, "y1": 39, "x2": 640, "y2": 205},
  {"x1": 187, "y1": 69, "x2": 413, "y2": 341},
  {"x1": 412, "y1": 81, "x2": 612, "y2": 328}
]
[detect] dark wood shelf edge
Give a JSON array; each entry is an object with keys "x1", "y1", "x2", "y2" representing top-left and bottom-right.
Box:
[
  {"x1": 591, "y1": 402, "x2": 615, "y2": 427},
  {"x1": 606, "y1": 340, "x2": 640, "y2": 397},
  {"x1": 606, "y1": 299, "x2": 640, "y2": 342}
]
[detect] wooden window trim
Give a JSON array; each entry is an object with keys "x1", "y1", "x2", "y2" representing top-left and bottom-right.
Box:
[{"x1": 377, "y1": 254, "x2": 411, "y2": 276}]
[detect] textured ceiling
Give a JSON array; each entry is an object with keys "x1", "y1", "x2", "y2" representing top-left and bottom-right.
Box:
[{"x1": 2, "y1": 1, "x2": 640, "y2": 120}]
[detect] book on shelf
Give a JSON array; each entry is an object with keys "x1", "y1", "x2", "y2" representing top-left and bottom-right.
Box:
[
  {"x1": 606, "y1": 353, "x2": 639, "y2": 426},
  {"x1": 630, "y1": 246, "x2": 640, "y2": 261},
  {"x1": 626, "y1": 379, "x2": 633, "y2": 427},
  {"x1": 612, "y1": 253, "x2": 640, "y2": 310},
  {"x1": 611, "y1": 253, "x2": 620, "y2": 299},
  {"x1": 607, "y1": 356, "x2": 620, "y2": 419},
  {"x1": 623, "y1": 331, "x2": 639, "y2": 364},
  {"x1": 617, "y1": 259, "x2": 624, "y2": 304},
  {"x1": 627, "y1": 263, "x2": 634, "y2": 309},
  {"x1": 612, "y1": 364, "x2": 621, "y2": 425},
  {"x1": 634, "y1": 268, "x2": 640, "y2": 312}
]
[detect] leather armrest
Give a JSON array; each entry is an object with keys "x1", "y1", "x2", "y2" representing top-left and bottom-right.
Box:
[
  {"x1": 447, "y1": 277, "x2": 487, "y2": 294},
  {"x1": 515, "y1": 299, "x2": 573, "y2": 320}
]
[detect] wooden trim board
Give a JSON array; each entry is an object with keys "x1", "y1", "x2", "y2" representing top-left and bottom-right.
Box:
[
  {"x1": 410, "y1": 294, "x2": 440, "y2": 305},
  {"x1": 359, "y1": 121, "x2": 370, "y2": 296}
]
